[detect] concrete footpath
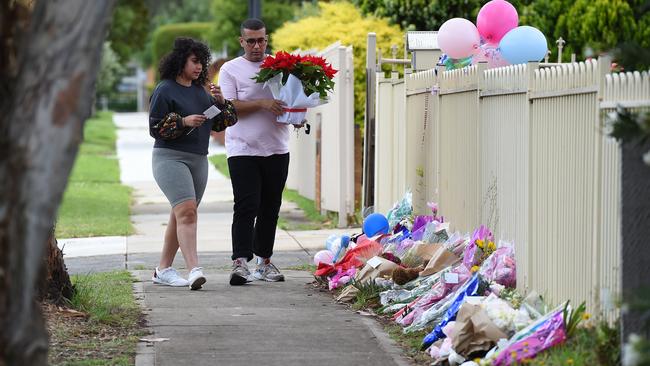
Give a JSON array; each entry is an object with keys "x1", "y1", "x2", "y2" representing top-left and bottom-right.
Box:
[
  {"x1": 61, "y1": 113, "x2": 409, "y2": 366},
  {"x1": 133, "y1": 269, "x2": 409, "y2": 366}
]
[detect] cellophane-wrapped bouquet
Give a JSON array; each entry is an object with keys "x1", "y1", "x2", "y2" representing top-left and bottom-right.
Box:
[{"x1": 253, "y1": 51, "x2": 337, "y2": 124}]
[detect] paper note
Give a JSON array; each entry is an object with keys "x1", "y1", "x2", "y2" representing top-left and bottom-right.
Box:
[
  {"x1": 203, "y1": 105, "x2": 221, "y2": 119},
  {"x1": 444, "y1": 272, "x2": 459, "y2": 284},
  {"x1": 366, "y1": 256, "x2": 383, "y2": 269},
  {"x1": 465, "y1": 296, "x2": 486, "y2": 305}
]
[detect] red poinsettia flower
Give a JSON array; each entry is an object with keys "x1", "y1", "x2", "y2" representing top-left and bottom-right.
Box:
[
  {"x1": 302, "y1": 55, "x2": 327, "y2": 69},
  {"x1": 254, "y1": 51, "x2": 338, "y2": 99},
  {"x1": 323, "y1": 64, "x2": 338, "y2": 79},
  {"x1": 260, "y1": 55, "x2": 276, "y2": 69}
]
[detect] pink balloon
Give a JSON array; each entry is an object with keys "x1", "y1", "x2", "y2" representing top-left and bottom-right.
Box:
[
  {"x1": 313, "y1": 249, "x2": 334, "y2": 265},
  {"x1": 477, "y1": 0, "x2": 519, "y2": 45},
  {"x1": 438, "y1": 18, "x2": 481, "y2": 59}
]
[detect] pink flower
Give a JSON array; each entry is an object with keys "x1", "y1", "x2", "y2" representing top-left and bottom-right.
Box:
[{"x1": 328, "y1": 268, "x2": 356, "y2": 290}]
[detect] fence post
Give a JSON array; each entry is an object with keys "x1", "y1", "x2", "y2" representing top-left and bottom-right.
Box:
[
  {"x1": 597, "y1": 55, "x2": 612, "y2": 98},
  {"x1": 337, "y1": 46, "x2": 354, "y2": 228},
  {"x1": 476, "y1": 62, "x2": 487, "y2": 229},
  {"x1": 432, "y1": 66, "x2": 442, "y2": 207},
  {"x1": 592, "y1": 56, "x2": 612, "y2": 317},
  {"x1": 363, "y1": 33, "x2": 377, "y2": 210},
  {"x1": 522, "y1": 61, "x2": 539, "y2": 294}
]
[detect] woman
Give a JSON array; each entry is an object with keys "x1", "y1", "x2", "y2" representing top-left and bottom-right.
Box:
[{"x1": 149, "y1": 37, "x2": 237, "y2": 290}]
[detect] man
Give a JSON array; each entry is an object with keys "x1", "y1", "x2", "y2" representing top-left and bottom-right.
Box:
[{"x1": 217, "y1": 18, "x2": 289, "y2": 285}]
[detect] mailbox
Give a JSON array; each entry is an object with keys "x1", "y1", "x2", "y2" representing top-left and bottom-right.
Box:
[{"x1": 406, "y1": 31, "x2": 441, "y2": 71}]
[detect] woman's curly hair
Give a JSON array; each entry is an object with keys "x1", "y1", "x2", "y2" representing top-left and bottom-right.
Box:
[{"x1": 159, "y1": 37, "x2": 211, "y2": 85}]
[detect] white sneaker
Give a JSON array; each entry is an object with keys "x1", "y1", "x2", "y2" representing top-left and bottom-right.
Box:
[
  {"x1": 253, "y1": 259, "x2": 285, "y2": 282},
  {"x1": 152, "y1": 267, "x2": 189, "y2": 287},
  {"x1": 188, "y1": 267, "x2": 206, "y2": 290}
]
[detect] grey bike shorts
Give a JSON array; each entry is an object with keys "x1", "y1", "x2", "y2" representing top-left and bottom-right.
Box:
[{"x1": 152, "y1": 148, "x2": 208, "y2": 207}]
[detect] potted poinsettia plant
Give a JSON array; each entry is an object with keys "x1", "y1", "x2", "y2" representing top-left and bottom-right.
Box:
[{"x1": 253, "y1": 51, "x2": 337, "y2": 124}]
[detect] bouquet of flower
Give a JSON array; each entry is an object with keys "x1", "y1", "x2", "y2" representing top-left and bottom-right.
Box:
[
  {"x1": 253, "y1": 51, "x2": 337, "y2": 124},
  {"x1": 462, "y1": 225, "x2": 496, "y2": 272}
]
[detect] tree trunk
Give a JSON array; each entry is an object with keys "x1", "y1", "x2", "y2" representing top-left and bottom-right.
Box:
[
  {"x1": 0, "y1": 1, "x2": 116, "y2": 365},
  {"x1": 621, "y1": 140, "x2": 650, "y2": 344},
  {"x1": 38, "y1": 229, "x2": 73, "y2": 306}
]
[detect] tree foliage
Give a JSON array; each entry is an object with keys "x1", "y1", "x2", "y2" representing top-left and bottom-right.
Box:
[
  {"x1": 208, "y1": 0, "x2": 303, "y2": 57},
  {"x1": 108, "y1": 0, "x2": 149, "y2": 63},
  {"x1": 352, "y1": 0, "x2": 483, "y2": 31},
  {"x1": 148, "y1": 0, "x2": 212, "y2": 24},
  {"x1": 614, "y1": 0, "x2": 650, "y2": 70},
  {"x1": 553, "y1": 0, "x2": 635, "y2": 60},
  {"x1": 354, "y1": 0, "x2": 648, "y2": 66},
  {"x1": 272, "y1": 2, "x2": 404, "y2": 126}
]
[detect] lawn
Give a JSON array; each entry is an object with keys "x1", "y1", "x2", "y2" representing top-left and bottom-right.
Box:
[
  {"x1": 56, "y1": 112, "x2": 133, "y2": 238},
  {"x1": 46, "y1": 270, "x2": 145, "y2": 365},
  {"x1": 279, "y1": 188, "x2": 337, "y2": 230},
  {"x1": 208, "y1": 153, "x2": 230, "y2": 179}
]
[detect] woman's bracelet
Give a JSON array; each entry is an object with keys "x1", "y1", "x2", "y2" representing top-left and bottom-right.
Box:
[{"x1": 181, "y1": 117, "x2": 185, "y2": 127}]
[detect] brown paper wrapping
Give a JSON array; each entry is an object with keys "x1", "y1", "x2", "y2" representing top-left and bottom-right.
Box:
[
  {"x1": 419, "y1": 246, "x2": 460, "y2": 277},
  {"x1": 452, "y1": 303, "x2": 508, "y2": 355},
  {"x1": 336, "y1": 284, "x2": 359, "y2": 302},
  {"x1": 354, "y1": 257, "x2": 399, "y2": 284},
  {"x1": 413, "y1": 243, "x2": 443, "y2": 263}
]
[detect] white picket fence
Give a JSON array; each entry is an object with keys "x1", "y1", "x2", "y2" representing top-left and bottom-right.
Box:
[
  {"x1": 285, "y1": 42, "x2": 355, "y2": 228},
  {"x1": 373, "y1": 56, "x2": 650, "y2": 319}
]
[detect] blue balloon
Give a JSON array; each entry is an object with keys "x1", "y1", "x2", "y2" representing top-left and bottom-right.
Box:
[
  {"x1": 498, "y1": 26, "x2": 547, "y2": 65},
  {"x1": 363, "y1": 213, "x2": 390, "y2": 237}
]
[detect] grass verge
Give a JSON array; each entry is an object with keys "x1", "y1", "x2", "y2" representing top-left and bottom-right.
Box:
[
  {"x1": 46, "y1": 270, "x2": 145, "y2": 365},
  {"x1": 383, "y1": 323, "x2": 432, "y2": 364},
  {"x1": 530, "y1": 322, "x2": 620, "y2": 365},
  {"x1": 282, "y1": 263, "x2": 318, "y2": 272},
  {"x1": 279, "y1": 188, "x2": 337, "y2": 231},
  {"x1": 56, "y1": 112, "x2": 134, "y2": 238},
  {"x1": 208, "y1": 153, "x2": 230, "y2": 179}
]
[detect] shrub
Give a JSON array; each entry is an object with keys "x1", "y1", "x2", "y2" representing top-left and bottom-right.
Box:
[{"x1": 151, "y1": 22, "x2": 212, "y2": 71}]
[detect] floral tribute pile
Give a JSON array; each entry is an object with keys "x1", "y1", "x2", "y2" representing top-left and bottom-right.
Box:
[{"x1": 313, "y1": 192, "x2": 590, "y2": 365}]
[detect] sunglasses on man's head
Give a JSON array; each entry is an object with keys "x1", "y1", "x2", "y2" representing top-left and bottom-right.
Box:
[{"x1": 244, "y1": 37, "x2": 268, "y2": 46}]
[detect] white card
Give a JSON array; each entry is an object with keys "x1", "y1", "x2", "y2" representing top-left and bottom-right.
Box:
[
  {"x1": 466, "y1": 296, "x2": 486, "y2": 305},
  {"x1": 203, "y1": 105, "x2": 221, "y2": 119},
  {"x1": 444, "y1": 272, "x2": 459, "y2": 284},
  {"x1": 366, "y1": 256, "x2": 383, "y2": 269}
]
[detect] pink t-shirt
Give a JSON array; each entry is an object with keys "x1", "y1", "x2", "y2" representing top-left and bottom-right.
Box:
[{"x1": 218, "y1": 56, "x2": 289, "y2": 157}]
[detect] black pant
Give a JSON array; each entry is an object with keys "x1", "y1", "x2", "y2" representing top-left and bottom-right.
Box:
[{"x1": 228, "y1": 153, "x2": 289, "y2": 261}]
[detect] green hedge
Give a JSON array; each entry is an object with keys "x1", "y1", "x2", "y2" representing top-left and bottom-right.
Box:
[{"x1": 151, "y1": 22, "x2": 212, "y2": 70}]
